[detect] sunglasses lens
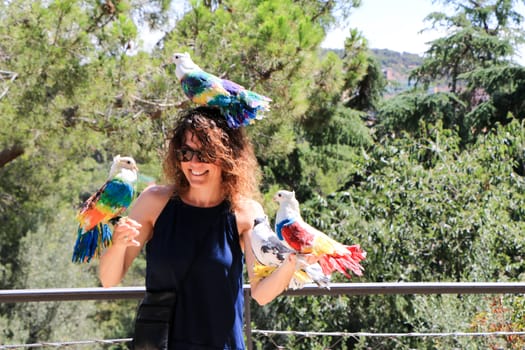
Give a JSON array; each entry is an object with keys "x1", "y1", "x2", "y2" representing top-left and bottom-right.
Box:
[
  {"x1": 176, "y1": 148, "x2": 211, "y2": 163},
  {"x1": 197, "y1": 153, "x2": 210, "y2": 163},
  {"x1": 182, "y1": 149, "x2": 194, "y2": 162},
  {"x1": 176, "y1": 149, "x2": 192, "y2": 162}
]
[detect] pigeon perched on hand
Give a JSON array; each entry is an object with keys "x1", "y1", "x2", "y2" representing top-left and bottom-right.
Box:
[
  {"x1": 72, "y1": 155, "x2": 138, "y2": 263},
  {"x1": 274, "y1": 190, "x2": 366, "y2": 279},
  {"x1": 251, "y1": 216, "x2": 330, "y2": 289},
  {"x1": 170, "y1": 52, "x2": 271, "y2": 129}
]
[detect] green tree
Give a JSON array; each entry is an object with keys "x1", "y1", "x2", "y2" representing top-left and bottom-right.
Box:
[
  {"x1": 292, "y1": 119, "x2": 525, "y2": 349},
  {"x1": 461, "y1": 65, "x2": 525, "y2": 137},
  {"x1": 411, "y1": 0, "x2": 524, "y2": 93},
  {"x1": 376, "y1": 90, "x2": 467, "y2": 137},
  {"x1": 0, "y1": 0, "x2": 175, "y2": 345},
  {"x1": 379, "y1": 0, "x2": 525, "y2": 143}
]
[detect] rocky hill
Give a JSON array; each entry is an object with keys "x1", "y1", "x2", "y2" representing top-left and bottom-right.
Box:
[
  {"x1": 372, "y1": 49, "x2": 422, "y2": 78},
  {"x1": 371, "y1": 49, "x2": 424, "y2": 94},
  {"x1": 324, "y1": 48, "x2": 424, "y2": 94}
]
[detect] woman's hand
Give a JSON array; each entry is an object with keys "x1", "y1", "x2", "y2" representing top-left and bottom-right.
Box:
[
  {"x1": 113, "y1": 217, "x2": 142, "y2": 247},
  {"x1": 299, "y1": 253, "x2": 319, "y2": 265}
]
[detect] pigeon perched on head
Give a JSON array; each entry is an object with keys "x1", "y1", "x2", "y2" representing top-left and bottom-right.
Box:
[{"x1": 170, "y1": 52, "x2": 271, "y2": 129}]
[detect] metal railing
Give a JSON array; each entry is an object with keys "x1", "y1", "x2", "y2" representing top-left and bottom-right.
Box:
[{"x1": 2, "y1": 282, "x2": 525, "y2": 349}]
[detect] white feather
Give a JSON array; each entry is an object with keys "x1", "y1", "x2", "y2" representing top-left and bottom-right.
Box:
[{"x1": 171, "y1": 52, "x2": 202, "y2": 80}]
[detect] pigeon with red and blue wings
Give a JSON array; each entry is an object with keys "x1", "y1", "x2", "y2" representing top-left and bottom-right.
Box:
[
  {"x1": 170, "y1": 52, "x2": 271, "y2": 129},
  {"x1": 251, "y1": 216, "x2": 330, "y2": 289},
  {"x1": 274, "y1": 190, "x2": 366, "y2": 279}
]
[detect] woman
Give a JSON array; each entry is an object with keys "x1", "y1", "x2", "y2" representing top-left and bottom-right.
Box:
[{"x1": 99, "y1": 106, "x2": 298, "y2": 349}]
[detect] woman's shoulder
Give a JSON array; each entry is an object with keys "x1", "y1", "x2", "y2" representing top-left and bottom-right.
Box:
[
  {"x1": 130, "y1": 184, "x2": 175, "y2": 226},
  {"x1": 234, "y1": 197, "x2": 264, "y2": 232},
  {"x1": 236, "y1": 197, "x2": 264, "y2": 215},
  {"x1": 140, "y1": 184, "x2": 175, "y2": 198},
  {"x1": 134, "y1": 184, "x2": 175, "y2": 210}
]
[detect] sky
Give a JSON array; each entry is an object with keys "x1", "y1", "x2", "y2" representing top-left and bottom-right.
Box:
[
  {"x1": 321, "y1": 0, "x2": 525, "y2": 64},
  {"x1": 142, "y1": 1, "x2": 441, "y2": 54},
  {"x1": 141, "y1": 0, "x2": 525, "y2": 64}
]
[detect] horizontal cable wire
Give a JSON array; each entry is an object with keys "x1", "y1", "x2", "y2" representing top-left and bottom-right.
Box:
[
  {"x1": 4, "y1": 329, "x2": 525, "y2": 349},
  {"x1": 0, "y1": 339, "x2": 132, "y2": 349},
  {"x1": 3, "y1": 331, "x2": 525, "y2": 348},
  {"x1": 252, "y1": 329, "x2": 525, "y2": 338}
]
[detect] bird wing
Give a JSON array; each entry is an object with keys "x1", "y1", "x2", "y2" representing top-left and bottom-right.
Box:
[
  {"x1": 260, "y1": 235, "x2": 295, "y2": 264},
  {"x1": 181, "y1": 71, "x2": 232, "y2": 106},
  {"x1": 280, "y1": 220, "x2": 316, "y2": 253},
  {"x1": 219, "y1": 78, "x2": 271, "y2": 109},
  {"x1": 295, "y1": 220, "x2": 366, "y2": 278},
  {"x1": 252, "y1": 217, "x2": 332, "y2": 289},
  {"x1": 77, "y1": 179, "x2": 134, "y2": 232},
  {"x1": 281, "y1": 218, "x2": 349, "y2": 257},
  {"x1": 220, "y1": 78, "x2": 245, "y2": 96},
  {"x1": 252, "y1": 217, "x2": 295, "y2": 266}
]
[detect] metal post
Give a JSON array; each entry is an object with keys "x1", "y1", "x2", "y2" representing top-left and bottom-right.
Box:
[{"x1": 244, "y1": 289, "x2": 253, "y2": 350}]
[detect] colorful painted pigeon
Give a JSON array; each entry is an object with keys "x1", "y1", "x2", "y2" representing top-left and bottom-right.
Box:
[
  {"x1": 72, "y1": 155, "x2": 138, "y2": 263},
  {"x1": 170, "y1": 52, "x2": 271, "y2": 129},
  {"x1": 274, "y1": 190, "x2": 366, "y2": 279},
  {"x1": 251, "y1": 216, "x2": 330, "y2": 289}
]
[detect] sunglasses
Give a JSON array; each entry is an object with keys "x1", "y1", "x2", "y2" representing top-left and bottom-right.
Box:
[{"x1": 175, "y1": 148, "x2": 212, "y2": 163}]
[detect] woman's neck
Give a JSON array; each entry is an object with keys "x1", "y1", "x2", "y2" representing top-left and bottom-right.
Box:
[{"x1": 180, "y1": 187, "x2": 225, "y2": 208}]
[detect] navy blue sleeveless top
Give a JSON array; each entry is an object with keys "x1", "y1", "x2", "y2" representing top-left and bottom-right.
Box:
[{"x1": 145, "y1": 196, "x2": 245, "y2": 350}]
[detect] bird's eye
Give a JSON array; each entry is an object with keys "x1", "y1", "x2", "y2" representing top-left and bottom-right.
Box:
[
  {"x1": 278, "y1": 193, "x2": 281, "y2": 197},
  {"x1": 126, "y1": 160, "x2": 131, "y2": 164}
]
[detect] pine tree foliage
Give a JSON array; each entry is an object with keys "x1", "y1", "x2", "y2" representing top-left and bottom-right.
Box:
[
  {"x1": 377, "y1": 91, "x2": 467, "y2": 138},
  {"x1": 411, "y1": 0, "x2": 524, "y2": 92},
  {"x1": 379, "y1": 0, "x2": 525, "y2": 145},
  {"x1": 462, "y1": 65, "x2": 525, "y2": 134}
]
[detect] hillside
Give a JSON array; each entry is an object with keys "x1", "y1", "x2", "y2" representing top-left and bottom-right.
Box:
[
  {"x1": 324, "y1": 48, "x2": 424, "y2": 93},
  {"x1": 372, "y1": 48, "x2": 422, "y2": 84}
]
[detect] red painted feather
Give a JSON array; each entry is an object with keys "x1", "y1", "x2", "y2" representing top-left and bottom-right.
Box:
[{"x1": 281, "y1": 221, "x2": 366, "y2": 278}]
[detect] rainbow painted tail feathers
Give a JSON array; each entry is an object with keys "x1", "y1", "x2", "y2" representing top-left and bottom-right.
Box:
[{"x1": 72, "y1": 223, "x2": 113, "y2": 263}]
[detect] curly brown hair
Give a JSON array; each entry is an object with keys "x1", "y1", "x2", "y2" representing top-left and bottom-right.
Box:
[{"x1": 163, "y1": 107, "x2": 261, "y2": 209}]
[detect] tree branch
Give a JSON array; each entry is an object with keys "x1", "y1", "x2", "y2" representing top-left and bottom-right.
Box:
[
  {"x1": 0, "y1": 70, "x2": 18, "y2": 100},
  {"x1": 130, "y1": 94, "x2": 188, "y2": 108},
  {"x1": 0, "y1": 144, "x2": 24, "y2": 168}
]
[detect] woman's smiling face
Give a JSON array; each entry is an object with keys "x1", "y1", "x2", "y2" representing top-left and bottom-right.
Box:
[{"x1": 179, "y1": 130, "x2": 222, "y2": 190}]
